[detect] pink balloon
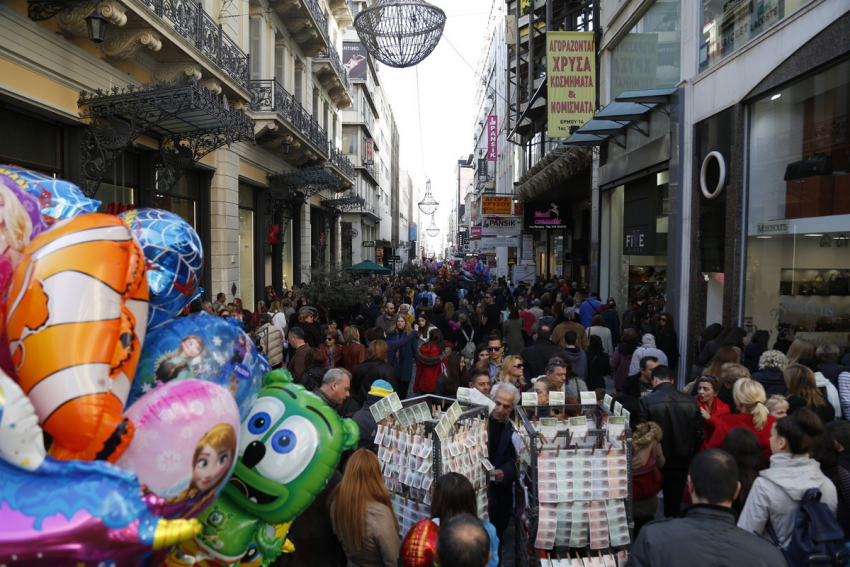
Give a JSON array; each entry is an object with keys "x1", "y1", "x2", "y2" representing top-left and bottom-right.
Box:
[{"x1": 117, "y1": 380, "x2": 240, "y2": 519}]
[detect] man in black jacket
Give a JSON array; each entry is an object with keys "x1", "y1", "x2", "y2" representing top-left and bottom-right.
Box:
[
  {"x1": 488, "y1": 382, "x2": 518, "y2": 539},
  {"x1": 639, "y1": 365, "x2": 703, "y2": 518},
  {"x1": 520, "y1": 326, "x2": 560, "y2": 382},
  {"x1": 628, "y1": 450, "x2": 787, "y2": 567}
]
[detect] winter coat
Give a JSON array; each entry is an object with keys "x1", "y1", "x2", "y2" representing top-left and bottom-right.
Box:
[
  {"x1": 600, "y1": 308, "x2": 621, "y2": 346},
  {"x1": 340, "y1": 342, "x2": 366, "y2": 375},
  {"x1": 639, "y1": 382, "x2": 703, "y2": 466},
  {"x1": 742, "y1": 342, "x2": 767, "y2": 374},
  {"x1": 630, "y1": 504, "x2": 787, "y2": 567},
  {"x1": 255, "y1": 323, "x2": 284, "y2": 368},
  {"x1": 561, "y1": 347, "x2": 588, "y2": 381},
  {"x1": 697, "y1": 338, "x2": 724, "y2": 368},
  {"x1": 628, "y1": 335, "x2": 669, "y2": 375},
  {"x1": 319, "y1": 343, "x2": 342, "y2": 369},
  {"x1": 752, "y1": 366, "x2": 788, "y2": 397},
  {"x1": 301, "y1": 366, "x2": 327, "y2": 392},
  {"x1": 631, "y1": 421, "x2": 665, "y2": 519},
  {"x1": 281, "y1": 470, "x2": 346, "y2": 567},
  {"x1": 587, "y1": 325, "x2": 613, "y2": 356},
  {"x1": 414, "y1": 342, "x2": 452, "y2": 394},
  {"x1": 787, "y1": 393, "x2": 835, "y2": 424},
  {"x1": 738, "y1": 453, "x2": 838, "y2": 549},
  {"x1": 819, "y1": 361, "x2": 849, "y2": 388},
  {"x1": 294, "y1": 321, "x2": 322, "y2": 348},
  {"x1": 386, "y1": 331, "x2": 417, "y2": 385},
  {"x1": 579, "y1": 297, "x2": 601, "y2": 328},
  {"x1": 654, "y1": 327, "x2": 680, "y2": 371},
  {"x1": 611, "y1": 342, "x2": 638, "y2": 391},
  {"x1": 586, "y1": 350, "x2": 611, "y2": 391},
  {"x1": 330, "y1": 501, "x2": 400, "y2": 567},
  {"x1": 502, "y1": 318, "x2": 525, "y2": 356},
  {"x1": 707, "y1": 412, "x2": 776, "y2": 465},
  {"x1": 351, "y1": 395, "x2": 381, "y2": 453},
  {"x1": 520, "y1": 338, "x2": 561, "y2": 384},
  {"x1": 552, "y1": 321, "x2": 589, "y2": 350},
  {"x1": 352, "y1": 359, "x2": 397, "y2": 404},
  {"x1": 696, "y1": 396, "x2": 730, "y2": 450}
]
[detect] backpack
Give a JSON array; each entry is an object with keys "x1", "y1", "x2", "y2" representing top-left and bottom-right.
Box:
[
  {"x1": 460, "y1": 327, "x2": 476, "y2": 361},
  {"x1": 767, "y1": 487, "x2": 849, "y2": 567}
]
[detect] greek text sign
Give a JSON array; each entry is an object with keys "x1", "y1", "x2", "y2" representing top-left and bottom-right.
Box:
[{"x1": 547, "y1": 31, "x2": 595, "y2": 137}]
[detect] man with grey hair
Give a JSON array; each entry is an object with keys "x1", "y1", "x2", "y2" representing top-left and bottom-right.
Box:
[
  {"x1": 529, "y1": 298, "x2": 544, "y2": 321},
  {"x1": 201, "y1": 301, "x2": 214, "y2": 315},
  {"x1": 312, "y1": 367, "x2": 351, "y2": 415},
  {"x1": 456, "y1": 298, "x2": 479, "y2": 329},
  {"x1": 545, "y1": 357, "x2": 588, "y2": 399},
  {"x1": 488, "y1": 381, "x2": 518, "y2": 538}
]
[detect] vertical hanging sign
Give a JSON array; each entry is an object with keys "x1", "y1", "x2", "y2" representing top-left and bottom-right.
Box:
[
  {"x1": 487, "y1": 115, "x2": 498, "y2": 161},
  {"x1": 365, "y1": 138, "x2": 374, "y2": 165},
  {"x1": 547, "y1": 31, "x2": 596, "y2": 138}
]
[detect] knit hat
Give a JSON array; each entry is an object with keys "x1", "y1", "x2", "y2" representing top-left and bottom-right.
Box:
[{"x1": 369, "y1": 380, "x2": 394, "y2": 398}]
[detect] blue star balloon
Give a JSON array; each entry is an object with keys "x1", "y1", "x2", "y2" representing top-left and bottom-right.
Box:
[
  {"x1": 0, "y1": 165, "x2": 100, "y2": 221},
  {"x1": 119, "y1": 208, "x2": 203, "y2": 330},
  {"x1": 126, "y1": 313, "x2": 269, "y2": 421}
]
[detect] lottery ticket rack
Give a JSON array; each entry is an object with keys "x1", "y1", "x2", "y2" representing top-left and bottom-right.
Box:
[
  {"x1": 514, "y1": 402, "x2": 633, "y2": 567},
  {"x1": 371, "y1": 393, "x2": 491, "y2": 539}
]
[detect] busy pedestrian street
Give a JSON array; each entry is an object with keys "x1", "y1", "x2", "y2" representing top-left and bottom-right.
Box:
[{"x1": 0, "y1": 0, "x2": 848, "y2": 565}]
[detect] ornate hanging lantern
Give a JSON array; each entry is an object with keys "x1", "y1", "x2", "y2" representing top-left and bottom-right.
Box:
[
  {"x1": 426, "y1": 215, "x2": 439, "y2": 238},
  {"x1": 418, "y1": 178, "x2": 439, "y2": 215},
  {"x1": 354, "y1": 0, "x2": 447, "y2": 69}
]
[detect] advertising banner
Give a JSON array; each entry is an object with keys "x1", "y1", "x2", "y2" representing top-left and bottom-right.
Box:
[
  {"x1": 365, "y1": 138, "x2": 374, "y2": 165},
  {"x1": 482, "y1": 216, "x2": 521, "y2": 237},
  {"x1": 478, "y1": 158, "x2": 488, "y2": 179},
  {"x1": 342, "y1": 42, "x2": 368, "y2": 81},
  {"x1": 513, "y1": 202, "x2": 524, "y2": 217},
  {"x1": 481, "y1": 196, "x2": 512, "y2": 215},
  {"x1": 521, "y1": 233, "x2": 534, "y2": 263},
  {"x1": 513, "y1": 264, "x2": 535, "y2": 284},
  {"x1": 547, "y1": 31, "x2": 596, "y2": 138},
  {"x1": 610, "y1": 33, "x2": 658, "y2": 99},
  {"x1": 487, "y1": 115, "x2": 498, "y2": 161},
  {"x1": 524, "y1": 202, "x2": 570, "y2": 230},
  {"x1": 409, "y1": 223, "x2": 417, "y2": 242},
  {"x1": 470, "y1": 226, "x2": 483, "y2": 239},
  {"x1": 476, "y1": 237, "x2": 518, "y2": 248}
]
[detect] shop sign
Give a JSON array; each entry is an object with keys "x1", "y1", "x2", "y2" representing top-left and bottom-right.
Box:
[
  {"x1": 524, "y1": 202, "x2": 569, "y2": 230},
  {"x1": 483, "y1": 181, "x2": 496, "y2": 195},
  {"x1": 409, "y1": 223, "x2": 417, "y2": 241},
  {"x1": 623, "y1": 180, "x2": 658, "y2": 255},
  {"x1": 547, "y1": 31, "x2": 596, "y2": 137},
  {"x1": 470, "y1": 226, "x2": 483, "y2": 239},
  {"x1": 505, "y1": 15, "x2": 516, "y2": 45},
  {"x1": 365, "y1": 138, "x2": 374, "y2": 165},
  {"x1": 487, "y1": 115, "x2": 498, "y2": 161},
  {"x1": 611, "y1": 33, "x2": 659, "y2": 99},
  {"x1": 756, "y1": 221, "x2": 789, "y2": 235},
  {"x1": 362, "y1": 240, "x2": 375, "y2": 247},
  {"x1": 513, "y1": 264, "x2": 535, "y2": 284},
  {"x1": 482, "y1": 216, "x2": 521, "y2": 237},
  {"x1": 478, "y1": 158, "x2": 488, "y2": 179},
  {"x1": 481, "y1": 196, "x2": 512, "y2": 215},
  {"x1": 342, "y1": 42, "x2": 368, "y2": 81},
  {"x1": 521, "y1": 233, "x2": 534, "y2": 263},
  {"x1": 477, "y1": 237, "x2": 519, "y2": 248},
  {"x1": 513, "y1": 202, "x2": 524, "y2": 216}
]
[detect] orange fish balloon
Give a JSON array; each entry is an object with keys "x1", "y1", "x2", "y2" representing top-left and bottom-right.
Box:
[{"x1": 6, "y1": 213, "x2": 148, "y2": 462}]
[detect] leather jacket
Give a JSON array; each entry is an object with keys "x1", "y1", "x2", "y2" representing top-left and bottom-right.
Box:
[{"x1": 638, "y1": 382, "x2": 704, "y2": 466}]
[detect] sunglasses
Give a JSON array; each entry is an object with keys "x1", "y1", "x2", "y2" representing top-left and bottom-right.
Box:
[
  {"x1": 513, "y1": 364, "x2": 524, "y2": 369},
  {"x1": 325, "y1": 337, "x2": 334, "y2": 342},
  {"x1": 487, "y1": 346, "x2": 502, "y2": 351}
]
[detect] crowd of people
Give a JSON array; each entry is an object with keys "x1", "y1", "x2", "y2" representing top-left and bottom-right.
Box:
[{"x1": 198, "y1": 275, "x2": 850, "y2": 566}]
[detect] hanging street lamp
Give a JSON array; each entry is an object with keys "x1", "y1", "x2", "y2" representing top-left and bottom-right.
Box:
[
  {"x1": 354, "y1": 0, "x2": 447, "y2": 69},
  {"x1": 418, "y1": 178, "x2": 439, "y2": 215},
  {"x1": 426, "y1": 215, "x2": 439, "y2": 238}
]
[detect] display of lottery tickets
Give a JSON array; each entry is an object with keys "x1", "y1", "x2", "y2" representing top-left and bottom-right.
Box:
[
  {"x1": 513, "y1": 401, "x2": 633, "y2": 567},
  {"x1": 374, "y1": 395, "x2": 490, "y2": 538}
]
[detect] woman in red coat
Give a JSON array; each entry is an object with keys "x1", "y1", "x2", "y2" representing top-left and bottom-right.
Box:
[
  {"x1": 695, "y1": 375, "x2": 730, "y2": 449},
  {"x1": 414, "y1": 328, "x2": 452, "y2": 395},
  {"x1": 707, "y1": 378, "x2": 776, "y2": 463}
]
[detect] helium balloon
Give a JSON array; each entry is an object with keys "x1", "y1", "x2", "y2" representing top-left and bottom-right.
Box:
[
  {"x1": 119, "y1": 208, "x2": 203, "y2": 330},
  {"x1": 6, "y1": 213, "x2": 149, "y2": 463},
  {"x1": 164, "y1": 370, "x2": 359, "y2": 567},
  {"x1": 128, "y1": 313, "x2": 268, "y2": 421},
  {"x1": 0, "y1": 165, "x2": 100, "y2": 221},
  {"x1": 116, "y1": 379, "x2": 241, "y2": 520},
  {"x1": 0, "y1": 171, "x2": 49, "y2": 294},
  {"x1": 400, "y1": 519, "x2": 439, "y2": 567},
  {"x1": 0, "y1": 373, "x2": 201, "y2": 567}
]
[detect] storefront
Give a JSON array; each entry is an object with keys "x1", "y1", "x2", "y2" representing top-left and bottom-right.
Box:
[
  {"x1": 523, "y1": 198, "x2": 577, "y2": 280},
  {"x1": 744, "y1": 57, "x2": 850, "y2": 348}
]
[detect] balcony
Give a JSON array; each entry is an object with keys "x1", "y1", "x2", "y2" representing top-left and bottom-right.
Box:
[
  {"x1": 327, "y1": 143, "x2": 355, "y2": 187},
  {"x1": 313, "y1": 49, "x2": 353, "y2": 108},
  {"x1": 249, "y1": 78, "x2": 329, "y2": 166},
  {"x1": 269, "y1": 0, "x2": 329, "y2": 57},
  {"x1": 47, "y1": 0, "x2": 251, "y2": 101},
  {"x1": 355, "y1": 160, "x2": 379, "y2": 185},
  {"x1": 326, "y1": 0, "x2": 354, "y2": 27}
]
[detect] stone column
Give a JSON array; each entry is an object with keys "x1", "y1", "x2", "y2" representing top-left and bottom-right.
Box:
[
  {"x1": 300, "y1": 203, "x2": 312, "y2": 283},
  {"x1": 210, "y1": 148, "x2": 240, "y2": 302}
]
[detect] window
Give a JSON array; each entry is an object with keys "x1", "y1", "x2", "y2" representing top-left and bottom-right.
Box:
[
  {"x1": 274, "y1": 42, "x2": 286, "y2": 85},
  {"x1": 333, "y1": 114, "x2": 338, "y2": 145},
  {"x1": 294, "y1": 60, "x2": 304, "y2": 103},
  {"x1": 342, "y1": 126, "x2": 358, "y2": 154},
  {"x1": 239, "y1": 184, "x2": 256, "y2": 308},
  {"x1": 250, "y1": 17, "x2": 263, "y2": 81},
  {"x1": 312, "y1": 89, "x2": 320, "y2": 120},
  {"x1": 94, "y1": 151, "x2": 137, "y2": 213},
  {"x1": 744, "y1": 60, "x2": 850, "y2": 343},
  {"x1": 0, "y1": 107, "x2": 61, "y2": 173},
  {"x1": 609, "y1": 0, "x2": 681, "y2": 99},
  {"x1": 323, "y1": 101, "x2": 329, "y2": 131},
  {"x1": 158, "y1": 172, "x2": 199, "y2": 229}
]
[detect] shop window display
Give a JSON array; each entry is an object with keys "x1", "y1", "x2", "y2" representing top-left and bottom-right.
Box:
[{"x1": 744, "y1": 60, "x2": 850, "y2": 347}]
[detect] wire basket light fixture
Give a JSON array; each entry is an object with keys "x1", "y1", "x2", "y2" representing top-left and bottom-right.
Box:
[
  {"x1": 353, "y1": 0, "x2": 447, "y2": 69},
  {"x1": 426, "y1": 215, "x2": 440, "y2": 238},
  {"x1": 418, "y1": 178, "x2": 439, "y2": 215}
]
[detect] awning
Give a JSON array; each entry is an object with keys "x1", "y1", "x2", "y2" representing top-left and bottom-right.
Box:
[
  {"x1": 346, "y1": 260, "x2": 390, "y2": 274},
  {"x1": 269, "y1": 167, "x2": 339, "y2": 199},
  {"x1": 515, "y1": 146, "x2": 593, "y2": 202},
  {"x1": 558, "y1": 87, "x2": 678, "y2": 149}
]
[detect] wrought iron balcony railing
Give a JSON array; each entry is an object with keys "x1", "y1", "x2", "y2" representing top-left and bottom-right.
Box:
[
  {"x1": 328, "y1": 143, "x2": 355, "y2": 179},
  {"x1": 136, "y1": 0, "x2": 249, "y2": 87},
  {"x1": 306, "y1": 0, "x2": 330, "y2": 45},
  {"x1": 314, "y1": 48, "x2": 351, "y2": 91},
  {"x1": 248, "y1": 79, "x2": 329, "y2": 152}
]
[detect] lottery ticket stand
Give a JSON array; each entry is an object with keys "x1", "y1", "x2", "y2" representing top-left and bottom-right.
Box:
[
  {"x1": 371, "y1": 393, "x2": 491, "y2": 539},
  {"x1": 513, "y1": 402, "x2": 634, "y2": 567}
]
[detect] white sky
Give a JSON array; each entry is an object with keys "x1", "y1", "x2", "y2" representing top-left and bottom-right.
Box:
[{"x1": 378, "y1": 0, "x2": 494, "y2": 247}]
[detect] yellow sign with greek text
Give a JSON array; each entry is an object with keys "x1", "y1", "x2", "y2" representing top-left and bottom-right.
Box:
[{"x1": 547, "y1": 31, "x2": 596, "y2": 138}]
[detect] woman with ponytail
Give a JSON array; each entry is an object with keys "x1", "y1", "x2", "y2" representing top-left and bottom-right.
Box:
[
  {"x1": 707, "y1": 378, "x2": 776, "y2": 463},
  {"x1": 738, "y1": 408, "x2": 838, "y2": 549}
]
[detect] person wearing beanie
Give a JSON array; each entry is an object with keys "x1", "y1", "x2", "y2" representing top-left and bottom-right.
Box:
[{"x1": 351, "y1": 380, "x2": 394, "y2": 454}]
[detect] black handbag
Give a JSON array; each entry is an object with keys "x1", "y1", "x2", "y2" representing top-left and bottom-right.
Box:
[{"x1": 784, "y1": 153, "x2": 833, "y2": 181}]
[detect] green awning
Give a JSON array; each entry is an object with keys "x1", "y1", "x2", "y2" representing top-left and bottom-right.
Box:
[{"x1": 346, "y1": 260, "x2": 390, "y2": 274}]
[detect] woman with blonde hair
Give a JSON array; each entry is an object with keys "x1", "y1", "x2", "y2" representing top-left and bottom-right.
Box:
[
  {"x1": 330, "y1": 449, "x2": 400, "y2": 566},
  {"x1": 707, "y1": 378, "x2": 776, "y2": 463},
  {"x1": 784, "y1": 363, "x2": 835, "y2": 423},
  {"x1": 494, "y1": 354, "x2": 525, "y2": 389}
]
